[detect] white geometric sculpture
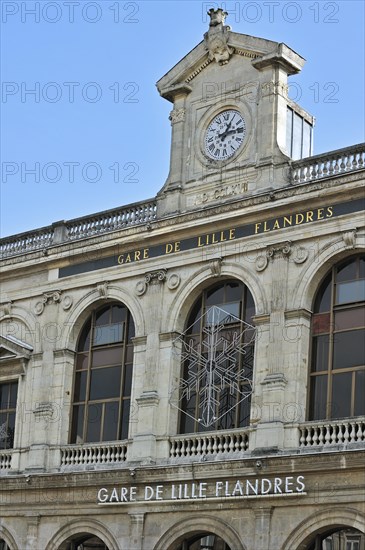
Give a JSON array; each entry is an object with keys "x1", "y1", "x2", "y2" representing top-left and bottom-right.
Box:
[{"x1": 171, "y1": 305, "x2": 256, "y2": 429}]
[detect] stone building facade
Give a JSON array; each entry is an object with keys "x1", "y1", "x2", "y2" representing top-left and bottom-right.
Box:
[{"x1": 0, "y1": 9, "x2": 364, "y2": 550}]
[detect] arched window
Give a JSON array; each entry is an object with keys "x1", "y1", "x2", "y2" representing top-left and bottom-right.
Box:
[
  {"x1": 178, "y1": 280, "x2": 255, "y2": 434},
  {"x1": 70, "y1": 302, "x2": 135, "y2": 443},
  {"x1": 309, "y1": 255, "x2": 365, "y2": 420}
]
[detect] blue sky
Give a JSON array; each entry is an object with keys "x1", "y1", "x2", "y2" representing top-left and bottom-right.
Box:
[{"x1": 1, "y1": 0, "x2": 364, "y2": 237}]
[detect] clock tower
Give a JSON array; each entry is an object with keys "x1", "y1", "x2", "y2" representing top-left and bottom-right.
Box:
[{"x1": 156, "y1": 8, "x2": 313, "y2": 216}]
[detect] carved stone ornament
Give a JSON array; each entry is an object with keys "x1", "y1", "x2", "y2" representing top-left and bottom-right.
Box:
[
  {"x1": 62, "y1": 295, "x2": 73, "y2": 310},
  {"x1": 292, "y1": 246, "x2": 309, "y2": 264},
  {"x1": 167, "y1": 273, "x2": 181, "y2": 291},
  {"x1": 0, "y1": 301, "x2": 12, "y2": 317},
  {"x1": 97, "y1": 281, "x2": 109, "y2": 298},
  {"x1": 342, "y1": 229, "x2": 357, "y2": 249},
  {"x1": 266, "y1": 241, "x2": 292, "y2": 261},
  {"x1": 204, "y1": 8, "x2": 233, "y2": 65},
  {"x1": 135, "y1": 280, "x2": 147, "y2": 297},
  {"x1": 169, "y1": 108, "x2": 185, "y2": 124},
  {"x1": 255, "y1": 254, "x2": 268, "y2": 272},
  {"x1": 145, "y1": 269, "x2": 167, "y2": 285},
  {"x1": 34, "y1": 291, "x2": 62, "y2": 316},
  {"x1": 33, "y1": 402, "x2": 54, "y2": 419},
  {"x1": 209, "y1": 258, "x2": 223, "y2": 277}
]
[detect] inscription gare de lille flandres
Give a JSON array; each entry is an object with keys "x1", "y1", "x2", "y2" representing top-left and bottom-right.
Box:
[
  {"x1": 97, "y1": 475, "x2": 306, "y2": 504},
  {"x1": 116, "y1": 206, "x2": 334, "y2": 265},
  {"x1": 59, "y1": 199, "x2": 364, "y2": 278}
]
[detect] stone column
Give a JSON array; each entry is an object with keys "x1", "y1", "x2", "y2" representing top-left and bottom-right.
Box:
[
  {"x1": 253, "y1": 508, "x2": 272, "y2": 550},
  {"x1": 129, "y1": 513, "x2": 145, "y2": 550}
]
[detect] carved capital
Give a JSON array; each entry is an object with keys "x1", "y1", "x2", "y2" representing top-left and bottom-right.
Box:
[
  {"x1": 34, "y1": 291, "x2": 62, "y2": 315},
  {"x1": 266, "y1": 241, "x2": 292, "y2": 261},
  {"x1": 145, "y1": 269, "x2": 167, "y2": 285},
  {"x1": 169, "y1": 108, "x2": 185, "y2": 124}
]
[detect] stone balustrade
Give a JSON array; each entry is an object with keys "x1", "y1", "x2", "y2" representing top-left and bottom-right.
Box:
[
  {"x1": 1, "y1": 143, "x2": 364, "y2": 260},
  {"x1": 169, "y1": 429, "x2": 249, "y2": 459},
  {"x1": 0, "y1": 450, "x2": 13, "y2": 471},
  {"x1": 60, "y1": 442, "x2": 128, "y2": 468},
  {"x1": 291, "y1": 142, "x2": 365, "y2": 184},
  {"x1": 0, "y1": 199, "x2": 157, "y2": 258},
  {"x1": 299, "y1": 417, "x2": 365, "y2": 448}
]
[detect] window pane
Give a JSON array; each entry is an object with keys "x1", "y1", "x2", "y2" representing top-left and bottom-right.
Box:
[
  {"x1": 336, "y1": 259, "x2": 357, "y2": 282},
  {"x1": 206, "y1": 285, "x2": 225, "y2": 306},
  {"x1": 331, "y1": 372, "x2": 352, "y2": 418},
  {"x1": 226, "y1": 282, "x2": 242, "y2": 302},
  {"x1": 286, "y1": 107, "x2": 293, "y2": 155},
  {"x1": 206, "y1": 302, "x2": 240, "y2": 325},
  {"x1": 103, "y1": 402, "x2": 119, "y2": 441},
  {"x1": 89, "y1": 366, "x2": 122, "y2": 400},
  {"x1": 95, "y1": 306, "x2": 110, "y2": 326},
  {"x1": 239, "y1": 396, "x2": 251, "y2": 427},
  {"x1": 76, "y1": 352, "x2": 89, "y2": 370},
  {"x1": 312, "y1": 312, "x2": 331, "y2": 335},
  {"x1": 336, "y1": 280, "x2": 365, "y2": 304},
  {"x1": 74, "y1": 371, "x2": 87, "y2": 402},
  {"x1": 127, "y1": 316, "x2": 135, "y2": 340},
  {"x1": 92, "y1": 346, "x2": 123, "y2": 367},
  {"x1": 71, "y1": 404, "x2": 84, "y2": 444},
  {"x1": 111, "y1": 305, "x2": 126, "y2": 323},
  {"x1": 314, "y1": 273, "x2": 332, "y2": 313},
  {"x1": 292, "y1": 112, "x2": 302, "y2": 160},
  {"x1": 311, "y1": 335, "x2": 330, "y2": 372},
  {"x1": 0, "y1": 384, "x2": 9, "y2": 410},
  {"x1": 6, "y1": 412, "x2": 15, "y2": 448},
  {"x1": 245, "y1": 290, "x2": 255, "y2": 324},
  {"x1": 78, "y1": 320, "x2": 91, "y2": 351},
  {"x1": 360, "y1": 257, "x2": 365, "y2": 278},
  {"x1": 86, "y1": 404, "x2": 102, "y2": 442},
  {"x1": 123, "y1": 364, "x2": 133, "y2": 396},
  {"x1": 335, "y1": 307, "x2": 365, "y2": 331},
  {"x1": 333, "y1": 330, "x2": 365, "y2": 369},
  {"x1": 9, "y1": 383, "x2": 18, "y2": 408},
  {"x1": 302, "y1": 120, "x2": 312, "y2": 157},
  {"x1": 309, "y1": 376, "x2": 327, "y2": 420},
  {"x1": 180, "y1": 394, "x2": 196, "y2": 433},
  {"x1": 121, "y1": 399, "x2": 130, "y2": 439},
  {"x1": 354, "y1": 370, "x2": 365, "y2": 416},
  {"x1": 93, "y1": 323, "x2": 123, "y2": 346}
]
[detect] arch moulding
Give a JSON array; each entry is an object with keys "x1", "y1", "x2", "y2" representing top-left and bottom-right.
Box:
[
  {"x1": 154, "y1": 514, "x2": 246, "y2": 550},
  {"x1": 282, "y1": 507, "x2": 365, "y2": 550},
  {"x1": 289, "y1": 242, "x2": 365, "y2": 312},
  {"x1": 45, "y1": 518, "x2": 119, "y2": 550},
  {"x1": 0, "y1": 524, "x2": 19, "y2": 550},
  {"x1": 60, "y1": 285, "x2": 145, "y2": 351},
  {"x1": 164, "y1": 260, "x2": 268, "y2": 334}
]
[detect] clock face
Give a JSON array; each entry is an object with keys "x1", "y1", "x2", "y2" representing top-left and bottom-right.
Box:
[{"x1": 204, "y1": 109, "x2": 246, "y2": 161}]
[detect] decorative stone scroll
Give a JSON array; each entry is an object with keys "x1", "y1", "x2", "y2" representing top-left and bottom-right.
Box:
[
  {"x1": 255, "y1": 242, "x2": 309, "y2": 271},
  {"x1": 34, "y1": 291, "x2": 62, "y2": 316}
]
